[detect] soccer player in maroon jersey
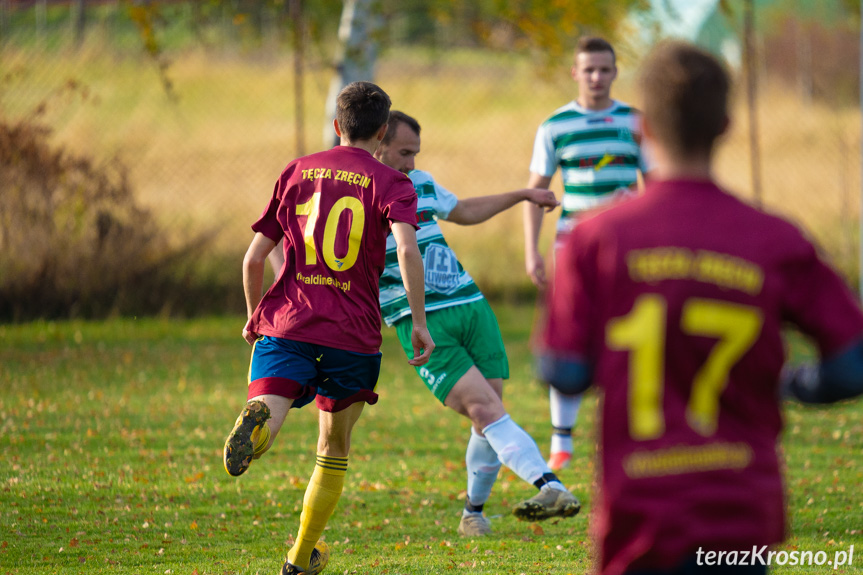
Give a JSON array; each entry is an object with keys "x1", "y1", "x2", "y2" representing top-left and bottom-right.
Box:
[
  {"x1": 541, "y1": 41, "x2": 863, "y2": 575},
  {"x1": 222, "y1": 81, "x2": 434, "y2": 575}
]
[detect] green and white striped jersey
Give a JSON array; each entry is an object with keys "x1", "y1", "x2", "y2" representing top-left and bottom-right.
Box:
[
  {"x1": 379, "y1": 170, "x2": 484, "y2": 326},
  {"x1": 530, "y1": 99, "x2": 649, "y2": 234}
]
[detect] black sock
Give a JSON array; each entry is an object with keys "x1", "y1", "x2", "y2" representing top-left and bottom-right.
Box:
[
  {"x1": 552, "y1": 426, "x2": 572, "y2": 437},
  {"x1": 533, "y1": 472, "x2": 560, "y2": 490},
  {"x1": 465, "y1": 499, "x2": 484, "y2": 514}
]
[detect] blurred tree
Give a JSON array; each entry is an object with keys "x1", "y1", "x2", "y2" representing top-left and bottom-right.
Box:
[
  {"x1": 320, "y1": 0, "x2": 651, "y2": 145},
  {"x1": 323, "y1": 0, "x2": 380, "y2": 148},
  {"x1": 432, "y1": 0, "x2": 651, "y2": 67},
  {"x1": 123, "y1": 0, "x2": 652, "y2": 146}
]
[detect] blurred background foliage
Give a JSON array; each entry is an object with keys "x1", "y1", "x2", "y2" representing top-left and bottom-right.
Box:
[{"x1": 0, "y1": 0, "x2": 861, "y2": 320}]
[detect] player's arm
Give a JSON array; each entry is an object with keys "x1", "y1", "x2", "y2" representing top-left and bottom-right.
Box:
[
  {"x1": 523, "y1": 172, "x2": 553, "y2": 288},
  {"x1": 537, "y1": 353, "x2": 593, "y2": 395},
  {"x1": 781, "y1": 338, "x2": 863, "y2": 403},
  {"x1": 242, "y1": 232, "x2": 277, "y2": 345},
  {"x1": 445, "y1": 188, "x2": 558, "y2": 226},
  {"x1": 268, "y1": 239, "x2": 285, "y2": 277},
  {"x1": 391, "y1": 221, "x2": 435, "y2": 366}
]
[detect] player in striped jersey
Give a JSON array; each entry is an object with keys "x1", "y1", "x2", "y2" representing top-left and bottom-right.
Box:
[
  {"x1": 523, "y1": 37, "x2": 652, "y2": 471},
  {"x1": 375, "y1": 111, "x2": 581, "y2": 536}
]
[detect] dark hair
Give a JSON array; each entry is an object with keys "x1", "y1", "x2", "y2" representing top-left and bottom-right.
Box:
[
  {"x1": 335, "y1": 81, "x2": 392, "y2": 141},
  {"x1": 382, "y1": 110, "x2": 421, "y2": 145},
  {"x1": 576, "y1": 36, "x2": 616, "y2": 64},
  {"x1": 639, "y1": 41, "x2": 730, "y2": 158}
]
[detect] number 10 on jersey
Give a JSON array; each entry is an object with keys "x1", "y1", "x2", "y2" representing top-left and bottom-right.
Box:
[{"x1": 296, "y1": 193, "x2": 365, "y2": 272}]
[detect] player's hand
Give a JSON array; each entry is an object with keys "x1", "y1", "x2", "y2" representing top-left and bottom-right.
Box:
[
  {"x1": 526, "y1": 250, "x2": 547, "y2": 289},
  {"x1": 242, "y1": 321, "x2": 259, "y2": 346},
  {"x1": 409, "y1": 324, "x2": 435, "y2": 366},
  {"x1": 524, "y1": 188, "x2": 559, "y2": 212}
]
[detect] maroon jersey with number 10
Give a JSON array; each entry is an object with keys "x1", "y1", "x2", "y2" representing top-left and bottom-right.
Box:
[
  {"x1": 544, "y1": 179, "x2": 863, "y2": 575},
  {"x1": 249, "y1": 145, "x2": 418, "y2": 355}
]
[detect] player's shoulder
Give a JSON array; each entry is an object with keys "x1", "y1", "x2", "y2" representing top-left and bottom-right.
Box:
[
  {"x1": 697, "y1": 183, "x2": 807, "y2": 240},
  {"x1": 742, "y1": 197, "x2": 815, "y2": 250},
  {"x1": 609, "y1": 99, "x2": 641, "y2": 117},
  {"x1": 283, "y1": 147, "x2": 339, "y2": 174},
  {"x1": 542, "y1": 101, "x2": 583, "y2": 126},
  {"x1": 589, "y1": 181, "x2": 811, "y2": 250},
  {"x1": 408, "y1": 169, "x2": 435, "y2": 186},
  {"x1": 408, "y1": 169, "x2": 454, "y2": 204},
  {"x1": 376, "y1": 163, "x2": 415, "y2": 190},
  {"x1": 292, "y1": 147, "x2": 333, "y2": 165}
]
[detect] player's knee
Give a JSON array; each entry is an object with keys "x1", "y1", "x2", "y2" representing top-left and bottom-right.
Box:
[
  {"x1": 317, "y1": 431, "x2": 351, "y2": 457},
  {"x1": 466, "y1": 400, "x2": 507, "y2": 430}
]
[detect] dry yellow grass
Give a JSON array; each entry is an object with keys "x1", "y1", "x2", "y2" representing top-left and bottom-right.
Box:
[{"x1": 3, "y1": 46, "x2": 860, "y2": 292}]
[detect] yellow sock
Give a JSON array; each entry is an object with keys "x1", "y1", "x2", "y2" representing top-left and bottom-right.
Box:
[
  {"x1": 286, "y1": 454, "x2": 348, "y2": 570},
  {"x1": 252, "y1": 423, "x2": 271, "y2": 459}
]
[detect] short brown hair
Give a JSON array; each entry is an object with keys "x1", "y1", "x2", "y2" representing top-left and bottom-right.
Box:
[
  {"x1": 382, "y1": 110, "x2": 421, "y2": 145},
  {"x1": 576, "y1": 36, "x2": 615, "y2": 63},
  {"x1": 335, "y1": 81, "x2": 392, "y2": 142},
  {"x1": 639, "y1": 41, "x2": 730, "y2": 157}
]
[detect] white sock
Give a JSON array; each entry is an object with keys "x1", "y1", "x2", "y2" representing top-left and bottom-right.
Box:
[
  {"x1": 482, "y1": 414, "x2": 551, "y2": 486},
  {"x1": 549, "y1": 387, "x2": 583, "y2": 428},
  {"x1": 550, "y1": 434, "x2": 573, "y2": 455},
  {"x1": 465, "y1": 428, "x2": 501, "y2": 508},
  {"x1": 549, "y1": 388, "x2": 582, "y2": 454}
]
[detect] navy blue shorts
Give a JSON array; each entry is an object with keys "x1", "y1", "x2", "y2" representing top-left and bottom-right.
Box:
[{"x1": 247, "y1": 336, "x2": 382, "y2": 412}]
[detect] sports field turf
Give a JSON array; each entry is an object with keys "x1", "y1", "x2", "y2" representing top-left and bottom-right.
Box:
[{"x1": 1, "y1": 306, "x2": 861, "y2": 574}]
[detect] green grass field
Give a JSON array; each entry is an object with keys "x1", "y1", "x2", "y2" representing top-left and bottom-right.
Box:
[{"x1": 1, "y1": 307, "x2": 861, "y2": 574}]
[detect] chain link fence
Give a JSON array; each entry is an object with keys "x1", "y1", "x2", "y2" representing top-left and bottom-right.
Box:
[{"x1": 1, "y1": 1, "x2": 861, "y2": 313}]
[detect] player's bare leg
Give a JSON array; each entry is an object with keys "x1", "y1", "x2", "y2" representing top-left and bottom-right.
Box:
[
  {"x1": 445, "y1": 367, "x2": 579, "y2": 526},
  {"x1": 446, "y1": 369, "x2": 503, "y2": 536},
  {"x1": 224, "y1": 394, "x2": 294, "y2": 477},
  {"x1": 248, "y1": 393, "x2": 293, "y2": 453}
]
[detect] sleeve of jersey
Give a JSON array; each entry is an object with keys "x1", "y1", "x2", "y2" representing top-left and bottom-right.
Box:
[
  {"x1": 382, "y1": 177, "x2": 420, "y2": 229},
  {"x1": 430, "y1": 178, "x2": 458, "y2": 219},
  {"x1": 542, "y1": 230, "x2": 596, "y2": 359},
  {"x1": 782, "y1": 239, "x2": 863, "y2": 358},
  {"x1": 250, "y1": 179, "x2": 284, "y2": 242},
  {"x1": 529, "y1": 122, "x2": 557, "y2": 178}
]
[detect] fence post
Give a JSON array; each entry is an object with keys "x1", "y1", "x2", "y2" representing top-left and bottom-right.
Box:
[
  {"x1": 70, "y1": 0, "x2": 86, "y2": 47},
  {"x1": 36, "y1": 0, "x2": 47, "y2": 39},
  {"x1": 290, "y1": 0, "x2": 305, "y2": 157},
  {"x1": 743, "y1": 0, "x2": 763, "y2": 208},
  {"x1": 859, "y1": 0, "x2": 863, "y2": 300},
  {"x1": 0, "y1": 0, "x2": 9, "y2": 45}
]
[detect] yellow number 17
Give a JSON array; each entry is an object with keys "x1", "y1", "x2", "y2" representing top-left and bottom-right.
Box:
[{"x1": 606, "y1": 294, "x2": 763, "y2": 441}]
